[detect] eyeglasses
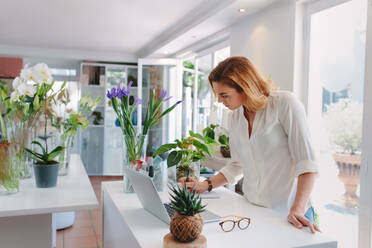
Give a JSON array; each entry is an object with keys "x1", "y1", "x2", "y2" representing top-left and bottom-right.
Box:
[{"x1": 219, "y1": 215, "x2": 251, "y2": 232}]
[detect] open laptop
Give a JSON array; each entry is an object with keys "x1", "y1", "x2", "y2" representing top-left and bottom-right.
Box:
[{"x1": 123, "y1": 166, "x2": 221, "y2": 225}]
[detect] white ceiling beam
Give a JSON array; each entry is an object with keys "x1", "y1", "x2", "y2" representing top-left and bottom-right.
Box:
[{"x1": 136, "y1": 0, "x2": 237, "y2": 58}]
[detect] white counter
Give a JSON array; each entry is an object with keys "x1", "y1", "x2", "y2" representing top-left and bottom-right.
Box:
[
  {"x1": 0, "y1": 154, "x2": 98, "y2": 248},
  {"x1": 102, "y1": 181, "x2": 337, "y2": 248}
]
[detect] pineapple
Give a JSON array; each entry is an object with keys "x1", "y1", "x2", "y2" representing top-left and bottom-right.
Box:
[{"x1": 169, "y1": 185, "x2": 206, "y2": 242}]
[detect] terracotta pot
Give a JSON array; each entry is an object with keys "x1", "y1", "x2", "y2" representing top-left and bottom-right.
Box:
[
  {"x1": 333, "y1": 153, "x2": 361, "y2": 204},
  {"x1": 170, "y1": 212, "x2": 204, "y2": 242}
]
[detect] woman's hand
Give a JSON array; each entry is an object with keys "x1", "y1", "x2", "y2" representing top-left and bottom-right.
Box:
[
  {"x1": 178, "y1": 177, "x2": 208, "y2": 194},
  {"x1": 287, "y1": 206, "x2": 320, "y2": 234}
]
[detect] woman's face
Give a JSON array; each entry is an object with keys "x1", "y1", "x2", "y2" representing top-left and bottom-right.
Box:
[{"x1": 212, "y1": 82, "x2": 247, "y2": 110}]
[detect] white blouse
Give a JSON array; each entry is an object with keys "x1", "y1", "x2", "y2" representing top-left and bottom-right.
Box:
[{"x1": 220, "y1": 91, "x2": 318, "y2": 215}]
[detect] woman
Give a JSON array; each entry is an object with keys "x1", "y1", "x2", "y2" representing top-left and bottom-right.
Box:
[{"x1": 181, "y1": 56, "x2": 320, "y2": 233}]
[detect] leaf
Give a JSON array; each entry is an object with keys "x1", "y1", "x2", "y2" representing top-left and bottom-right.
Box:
[
  {"x1": 153, "y1": 143, "x2": 178, "y2": 156},
  {"x1": 33, "y1": 94, "x2": 40, "y2": 110},
  {"x1": 167, "y1": 150, "x2": 182, "y2": 168},
  {"x1": 24, "y1": 148, "x2": 44, "y2": 160},
  {"x1": 189, "y1": 130, "x2": 204, "y2": 141},
  {"x1": 47, "y1": 146, "x2": 65, "y2": 161},
  {"x1": 31, "y1": 141, "x2": 46, "y2": 155},
  {"x1": 218, "y1": 135, "x2": 229, "y2": 146}
]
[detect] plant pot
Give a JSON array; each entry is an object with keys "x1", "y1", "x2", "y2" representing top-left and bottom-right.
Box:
[
  {"x1": 170, "y1": 211, "x2": 204, "y2": 242},
  {"x1": 220, "y1": 145, "x2": 231, "y2": 158},
  {"x1": 333, "y1": 153, "x2": 361, "y2": 206},
  {"x1": 33, "y1": 163, "x2": 59, "y2": 188},
  {"x1": 176, "y1": 161, "x2": 200, "y2": 182}
]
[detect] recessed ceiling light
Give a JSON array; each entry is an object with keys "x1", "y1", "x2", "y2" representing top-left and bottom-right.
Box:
[{"x1": 238, "y1": 8, "x2": 246, "y2": 13}]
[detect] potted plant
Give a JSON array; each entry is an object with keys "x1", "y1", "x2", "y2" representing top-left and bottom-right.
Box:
[
  {"x1": 168, "y1": 185, "x2": 206, "y2": 242},
  {"x1": 202, "y1": 124, "x2": 230, "y2": 158},
  {"x1": 153, "y1": 130, "x2": 218, "y2": 181},
  {"x1": 324, "y1": 98, "x2": 363, "y2": 205},
  {"x1": 52, "y1": 93, "x2": 101, "y2": 175},
  {"x1": 24, "y1": 77, "x2": 65, "y2": 188},
  {"x1": 90, "y1": 110, "x2": 103, "y2": 125}
]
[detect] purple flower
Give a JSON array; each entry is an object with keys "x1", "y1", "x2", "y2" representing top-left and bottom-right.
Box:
[
  {"x1": 121, "y1": 88, "x2": 128, "y2": 97},
  {"x1": 116, "y1": 84, "x2": 122, "y2": 98},
  {"x1": 106, "y1": 88, "x2": 116, "y2": 99},
  {"x1": 126, "y1": 81, "x2": 133, "y2": 95},
  {"x1": 134, "y1": 97, "x2": 142, "y2": 105},
  {"x1": 176, "y1": 100, "x2": 183, "y2": 105},
  {"x1": 152, "y1": 86, "x2": 156, "y2": 91},
  {"x1": 163, "y1": 96, "x2": 172, "y2": 102},
  {"x1": 161, "y1": 89, "x2": 167, "y2": 98}
]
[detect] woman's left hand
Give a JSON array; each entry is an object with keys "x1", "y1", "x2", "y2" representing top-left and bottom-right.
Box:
[{"x1": 287, "y1": 207, "x2": 321, "y2": 234}]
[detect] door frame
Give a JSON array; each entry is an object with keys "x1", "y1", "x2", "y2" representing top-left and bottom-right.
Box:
[{"x1": 137, "y1": 58, "x2": 183, "y2": 142}]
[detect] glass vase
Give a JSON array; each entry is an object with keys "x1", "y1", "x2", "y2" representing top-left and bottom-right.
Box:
[
  {"x1": 0, "y1": 141, "x2": 20, "y2": 195},
  {"x1": 176, "y1": 161, "x2": 200, "y2": 182},
  {"x1": 58, "y1": 136, "x2": 73, "y2": 176},
  {"x1": 122, "y1": 134, "x2": 148, "y2": 193},
  {"x1": 7, "y1": 120, "x2": 36, "y2": 179}
]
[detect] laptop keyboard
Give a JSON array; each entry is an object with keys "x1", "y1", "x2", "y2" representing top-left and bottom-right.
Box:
[
  {"x1": 164, "y1": 203, "x2": 175, "y2": 217},
  {"x1": 164, "y1": 203, "x2": 221, "y2": 223}
]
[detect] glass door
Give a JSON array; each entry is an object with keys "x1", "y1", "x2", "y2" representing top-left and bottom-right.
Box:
[
  {"x1": 137, "y1": 58, "x2": 182, "y2": 156},
  {"x1": 304, "y1": 0, "x2": 367, "y2": 247},
  {"x1": 103, "y1": 65, "x2": 126, "y2": 175}
]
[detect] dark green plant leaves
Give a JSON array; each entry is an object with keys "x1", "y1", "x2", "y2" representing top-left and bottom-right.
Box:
[{"x1": 167, "y1": 150, "x2": 182, "y2": 168}]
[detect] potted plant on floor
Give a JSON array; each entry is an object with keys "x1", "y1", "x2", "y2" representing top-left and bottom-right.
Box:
[
  {"x1": 324, "y1": 98, "x2": 363, "y2": 206},
  {"x1": 168, "y1": 185, "x2": 206, "y2": 243},
  {"x1": 153, "y1": 130, "x2": 218, "y2": 182}
]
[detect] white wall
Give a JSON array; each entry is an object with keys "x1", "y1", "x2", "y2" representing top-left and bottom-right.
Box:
[
  {"x1": 0, "y1": 45, "x2": 138, "y2": 63},
  {"x1": 229, "y1": 0, "x2": 296, "y2": 91}
]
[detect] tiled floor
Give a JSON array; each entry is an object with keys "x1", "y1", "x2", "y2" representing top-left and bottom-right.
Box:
[{"x1": 57, "y1": 176, "x2": 123, "y2": 248}]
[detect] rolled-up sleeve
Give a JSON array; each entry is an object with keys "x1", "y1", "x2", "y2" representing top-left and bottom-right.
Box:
[
  {"x1": 220, "y1": 146, "x2": 243, "y2": 185},
  {"x1": 278, "y1": 92, "x2": 319, "y2": 177}
]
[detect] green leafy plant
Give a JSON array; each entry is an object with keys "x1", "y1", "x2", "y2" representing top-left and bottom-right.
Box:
[
  {"x1": 202, "y1": 124, "x2": 230, "y2": 157},
  {"x1": 169, "y1": 185, "x2": 206, "y2": 216},
  {"x1": 91, "y1": 111, "x2": 103, "y2": 125},
  {"x1": 153, "y1": 130, "x2": 218, "y2": 168},
  {"x1": 107, "y1": 82, "x2": 181, "y2": 162},
  {"x1": 25, "y1": 141, "x2": 64, "y2": 165}
]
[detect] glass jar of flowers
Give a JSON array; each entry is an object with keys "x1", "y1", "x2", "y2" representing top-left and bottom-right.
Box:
[{"x1": 106, "y1": 82, "x2": 181, "y2": 192}]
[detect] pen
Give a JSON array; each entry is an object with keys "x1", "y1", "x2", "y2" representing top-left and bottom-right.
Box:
[{"x1": 186, "y1": 168, "x2": 190, "y2": 183}]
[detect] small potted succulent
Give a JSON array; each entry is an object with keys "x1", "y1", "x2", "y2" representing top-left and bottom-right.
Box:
[
  {"x1": 169, "y1": 185, "x2": 206, "y2": 242},
  {"x1": 153, "y1": 130, "x2": 218, "y2": 181}
]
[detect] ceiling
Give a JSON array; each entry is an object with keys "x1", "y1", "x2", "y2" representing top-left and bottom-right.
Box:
[{"x1": 0, "y1": 0, "x2": 281, "y2": 60}]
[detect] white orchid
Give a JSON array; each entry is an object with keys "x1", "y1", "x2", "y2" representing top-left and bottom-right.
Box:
[
  {"x1": 10, "y1": 90, "x2": 19, "y2": 102},
  {"x1": 17, "y1": 83, "x2": 36, "y2": 97},
  {"x1": 19, "y1": 63, "x2": 53, "y2": 86},
  {"x1": 33, "y1": 63, "x2": 53, "y2": 85},
  {"x1": 20, "y1": 65, "x2": 35, "y2": 82},
  {"x1": 12, "y1": 77, "x2": 23, "y2": 90}
]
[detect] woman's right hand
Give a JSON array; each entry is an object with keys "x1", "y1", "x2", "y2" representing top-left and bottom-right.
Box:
[{"x1": 178, "y1": 177, "x2": 208, "y2": 194}]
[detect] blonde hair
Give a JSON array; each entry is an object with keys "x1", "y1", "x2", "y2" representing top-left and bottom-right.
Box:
[{"x1": 208, "y1": 56, "x2": 275, "y2": 112}]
